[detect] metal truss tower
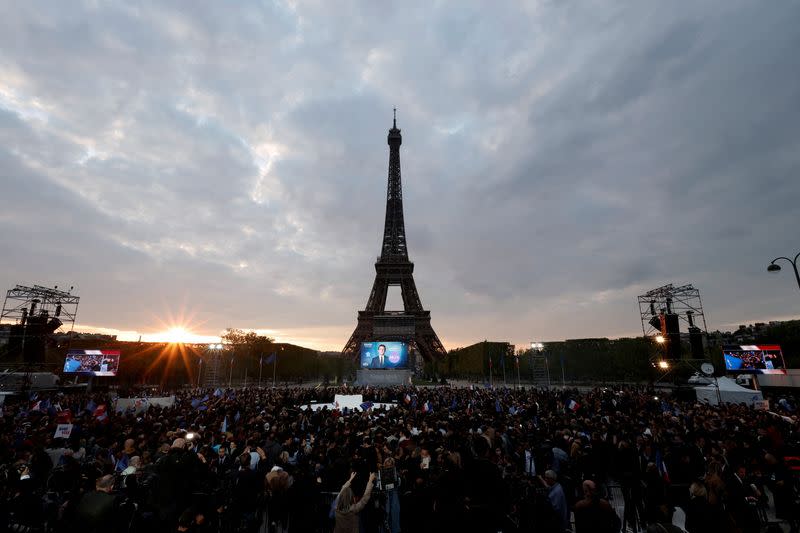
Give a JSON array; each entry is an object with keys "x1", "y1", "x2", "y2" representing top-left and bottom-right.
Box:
[
  {"x1": 1, "y1": 284, "x2": 79, "y2": 363},
  {"x1": 638, "y1": 283, "x2": 708, "y2": 338},
  {"x1": 343, "y1": 112, "x2": 447, "y2": 362}
]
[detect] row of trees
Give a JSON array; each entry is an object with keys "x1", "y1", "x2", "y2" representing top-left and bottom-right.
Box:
[{"x1": 11, "y1": 320, "x2": 800, "y2": 387}]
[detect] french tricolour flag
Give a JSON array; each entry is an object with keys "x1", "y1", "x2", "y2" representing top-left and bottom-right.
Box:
[
  {"x1": 93, "y1": 404, "x2": 109, "y2": 423},
  {"x1": 567, "y1": 400, "x2": 580, "y2": 412},
  {"x1": 404, "y1": 394, "x2": 412, "y2": 405},
  {"x1": 422, "y1": 401, "x2": 431, "y2": 413}
]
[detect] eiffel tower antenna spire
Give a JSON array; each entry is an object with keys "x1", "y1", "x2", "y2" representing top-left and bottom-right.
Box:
[{"x1": 343, "y1": 117, "x2": 447, "y2": 364}]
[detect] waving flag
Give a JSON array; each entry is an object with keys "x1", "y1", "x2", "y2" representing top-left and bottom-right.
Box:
[
  {"x1": 93, "y1": 404, "x2": 109, "y2": 423},
  {"x1": 265, "y1": 353, "x2": 277, "y2": 365},
  {"x1": 56, "y1": 409, "x2": 73, "y2": 424},
  {"x1": 495, "y1": 399, "x2": 502, "y2": 413},
  {"x1": 655, "y1": 449, "x2": 670, "y2": 483},
  {"x1": 85, "y1": 399, "x2": 97, "y2": 414},
  {"x1": 404, "y1": 394, "x2": 412, "y2": 405},
  {"x1": 567, "y1": 399, "x2": 580, "y2": 412},
  {"x1": 360, "y1": 401, "x2": 374, "y2": 411},
  {"x1": 221, "y1": 415, "x2": 228, "y2": 433},
  {"x1": 422, "y1": 401, "x2": 432, "y2": 413}
]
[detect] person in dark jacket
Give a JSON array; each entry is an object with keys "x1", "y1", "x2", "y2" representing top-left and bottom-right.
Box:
[
  {"x1": 74, "y1": 474, "x2": 121, "y2": 533},
  {"x1": 573, "y1": 479, "x2": 619, "y2": 533},
  {"x1": 156, "y1": 438, "x2": 202, "y2": 527},
  {"x1": 684, "y1": 481, "x2": 711, "y2": 533}
]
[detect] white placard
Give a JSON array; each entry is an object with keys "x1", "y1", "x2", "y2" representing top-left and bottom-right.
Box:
[
  {"x1": 753, "y1": 399, "x2": 770, "y2": 411},
  {"x1": 54, "y1": 424, "x2": 73, "y2": 439}
]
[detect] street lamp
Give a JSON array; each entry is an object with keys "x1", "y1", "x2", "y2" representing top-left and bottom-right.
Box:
[{"x1": 768, "y1": 252, "x2": 800, "y2": 290}]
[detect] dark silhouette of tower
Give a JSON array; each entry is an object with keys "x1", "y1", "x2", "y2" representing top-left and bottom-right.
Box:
[{"x1": 342, "y1": 112, "x2": 446, "y2": 361}]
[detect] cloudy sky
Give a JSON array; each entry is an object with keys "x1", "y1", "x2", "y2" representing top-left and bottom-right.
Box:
[{"x1": 1, "y1": 1, "x2": 799, "y2": 350}]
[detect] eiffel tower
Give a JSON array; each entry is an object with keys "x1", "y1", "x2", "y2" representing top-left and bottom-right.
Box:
[{"x1": 343, "y1": 111, "x2": 447, "y2": 362}]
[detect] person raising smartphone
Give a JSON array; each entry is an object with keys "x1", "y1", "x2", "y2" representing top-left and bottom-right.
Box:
[{"x1": 334, "y1": 471, "x2": 376, "y2": 533}]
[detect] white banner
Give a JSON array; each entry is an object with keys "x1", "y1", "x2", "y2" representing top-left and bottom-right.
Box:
[{"x1": 114, "y1": 396, "x2": 175, "y2": 413}]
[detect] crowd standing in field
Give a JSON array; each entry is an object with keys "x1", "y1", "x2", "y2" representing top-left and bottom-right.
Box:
[{"x1": 0, "y1": 384, "x2": 798, "y2": 532}]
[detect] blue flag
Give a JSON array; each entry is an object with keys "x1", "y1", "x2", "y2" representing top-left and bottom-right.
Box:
[
  {"x1": 359, "y1": 401, "x2": 374, "y2": 411},
  {"x1": 495, "y1": 399, "x2": 502, "y2": 413},
  {"x1": 221, "y1": 416, "x2": 228, "y2": 433},
  {"x1": 265, "y1": 353, "x2": 277, "y2": 365},
  {"x1": 85, "y1": 399, "x2": 97, "y2": 413}
]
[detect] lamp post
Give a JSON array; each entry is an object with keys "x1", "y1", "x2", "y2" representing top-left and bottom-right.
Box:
[
  {"x1": 197, "y1": 358, "x2": 202, "y2": 388},
  {"x1": 768, "y1": 252, "x2": 800, "y2": 291}
]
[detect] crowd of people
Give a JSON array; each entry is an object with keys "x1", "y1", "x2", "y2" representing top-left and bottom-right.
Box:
[{"x1": 0, "y1": 383, "x2": 798, "y2": 532}]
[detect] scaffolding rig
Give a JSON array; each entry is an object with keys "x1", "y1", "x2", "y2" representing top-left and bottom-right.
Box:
[
  {"x1": 637, "y1": 283, "x2": 711, "y2": 383},
  {"x1": 638, "y1": 283, "x2": 708, "y2": 338},
  {"x1": 1, "y1": 284, "x2": 80, "y2": 364}
]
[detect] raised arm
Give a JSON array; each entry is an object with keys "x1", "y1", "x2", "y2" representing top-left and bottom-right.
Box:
[
  {"x1": 350, "y1": 473, "x2": 376, "y2": 514},
  {"x1": 340, "y1": 471, "x2": 357, "y2": 491}
]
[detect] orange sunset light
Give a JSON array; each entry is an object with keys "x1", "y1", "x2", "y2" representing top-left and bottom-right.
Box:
[{"x1": 145, "y1": 326, "x2": 219, "y2": 344}]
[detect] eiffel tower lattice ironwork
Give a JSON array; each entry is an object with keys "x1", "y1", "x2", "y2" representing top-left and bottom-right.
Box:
[{"x1": 343, "y1": 112, "x2": 447, "y2": 362}]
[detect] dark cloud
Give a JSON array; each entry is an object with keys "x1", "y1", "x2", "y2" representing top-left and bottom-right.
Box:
[{"x1": 1, "y1": 1, "x2": 799, "y2": 349}]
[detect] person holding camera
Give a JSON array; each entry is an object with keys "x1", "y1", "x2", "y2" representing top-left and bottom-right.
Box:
[{"x1": 334, "y1": 471, "x2": 376, "y2": 533}]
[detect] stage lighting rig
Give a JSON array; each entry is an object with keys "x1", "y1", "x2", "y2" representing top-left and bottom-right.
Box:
[
  {"x1": 1, "y1": 284, "x2": 79, "y2": 363},
  {"x1": 638, "y1": 283, "x2": 708, "y2": 360}
]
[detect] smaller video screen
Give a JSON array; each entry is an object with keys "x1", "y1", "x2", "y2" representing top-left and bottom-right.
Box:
[
  {"x1": 63, "y1": 349, "x2": 121, "y2": 377},
  {"x1": 723, "y1": 345, "x2": 786, "y2": 374}
]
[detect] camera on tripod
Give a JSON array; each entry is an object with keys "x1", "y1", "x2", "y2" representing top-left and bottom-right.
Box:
[{"x1": 376, "y1": 466, "x2": 398, "y2": 491}]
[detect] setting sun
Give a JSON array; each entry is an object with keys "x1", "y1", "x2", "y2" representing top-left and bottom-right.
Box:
[
  {"x1": 163, "y1": 327, "x2": 192, "y2": 344},
  {"x1": 140, "y1": 326, "x2": 219, "y2": 345}
]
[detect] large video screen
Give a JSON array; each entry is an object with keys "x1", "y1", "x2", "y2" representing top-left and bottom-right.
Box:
[
  {"x1": 360, "y1": 342, "x2": 408, "y2": 369},
  {"x1": 723, "y1": 345, "x2": 786, "y2": 374},
  {"x1": 63, "y1": 349, "x2": 121, "y2": 377}
]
